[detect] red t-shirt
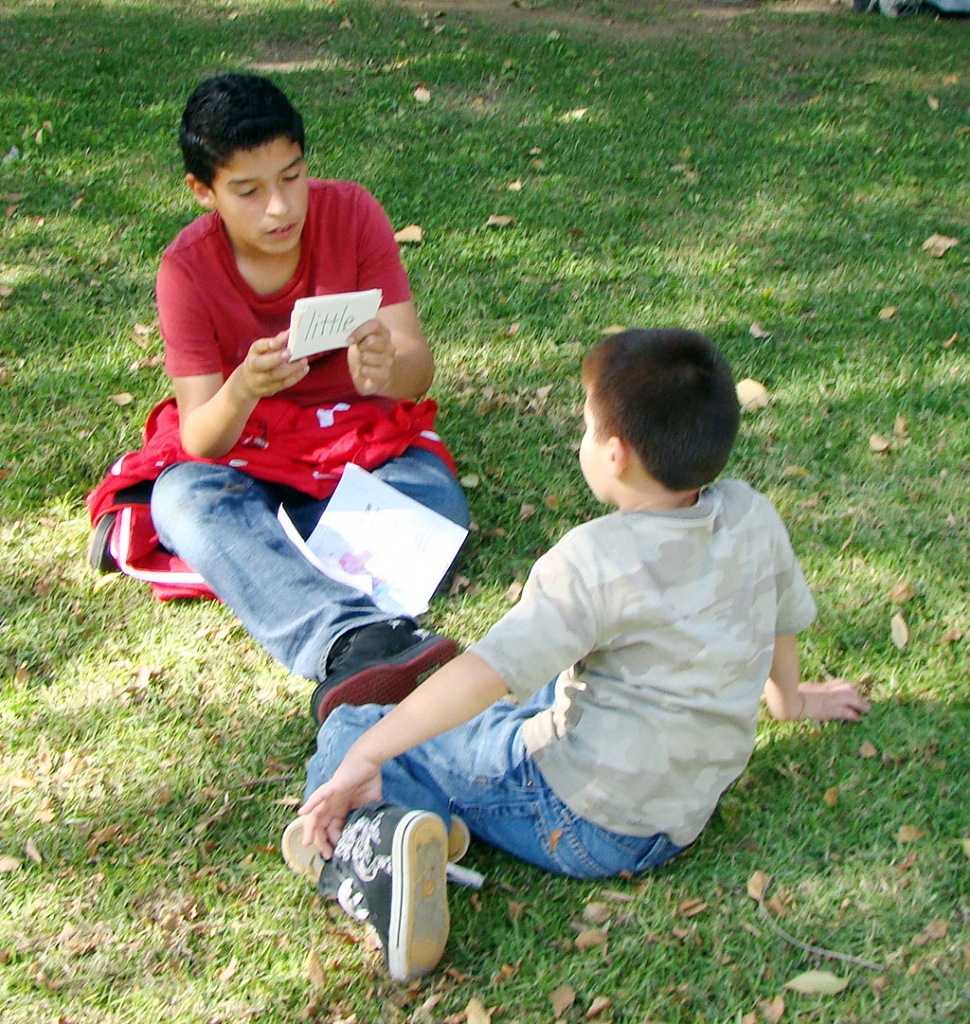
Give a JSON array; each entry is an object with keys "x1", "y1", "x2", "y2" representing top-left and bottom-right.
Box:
[{"x1": 156, "y1": 179, "x2": 412, "y2": 407}]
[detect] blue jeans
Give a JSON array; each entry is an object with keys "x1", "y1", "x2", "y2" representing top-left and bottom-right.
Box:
[
  {"x1": 150, "y1": 447, "x2": 469, "y2": 681},
  {"x1": 304, "y1": 682, "x2": 684, "y2": 880}
]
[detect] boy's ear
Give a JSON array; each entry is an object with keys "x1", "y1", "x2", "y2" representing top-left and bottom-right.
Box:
[
  {"x1": 185, "y1": 173, "x2": 217, "y2": 210},
  {"x1": 606, "y1": 435, "x2": 631, "y2": 477}
]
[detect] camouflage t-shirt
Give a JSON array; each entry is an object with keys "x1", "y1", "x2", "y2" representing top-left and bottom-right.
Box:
[{"x1": 469, "y1": 480, "x2": 817, "y2": 846}]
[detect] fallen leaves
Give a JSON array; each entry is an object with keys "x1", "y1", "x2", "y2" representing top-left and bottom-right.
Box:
[
  {"x1": 921, "y1": 233, "x2": 959, "y2": 258},
  {"x1": 869, "y1": 433, "x2": 891, "y2": 454},
  {"x1": 747, "y1": 869, "x2": 771, "y2": 902},
  {"x1": 897, "y1": 824, "x2": 924, "y2": 843},
  {"x1": 549, "y1": 984, "x2": 576, "y2": 1017},
  {"x1": 737, "y1": 378, "x2": 769, "y2": 412},
  {"x1": 912, "y1": 918, "x2": 948, "y2": 947},
  {"x1": 890, "y1": 612, "x2": 909, "y2": 651},
  {"x1": 393, "y1": 224, "x2": 423, "y2": 244},
  {"x1": 783, "y1": 970, "x2": 849, "y2": 995}
]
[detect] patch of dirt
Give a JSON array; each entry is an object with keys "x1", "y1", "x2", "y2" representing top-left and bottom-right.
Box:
[{"x1": 389, "y1": 0, "x2": 852, "y2": 44}]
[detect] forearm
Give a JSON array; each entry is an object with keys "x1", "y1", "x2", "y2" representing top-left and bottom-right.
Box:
[
  {"x1": 347, "y1": 652, "x2": 509, "y2": 767},
  {"x1": 378, "y1": 343, "x2": 434, "y2": 400},
  {"x1": 762, "y1": 634, "x2": 803, "y2": 720},
  {"x1": 179, "y1": 372, "x2": 260, "y2": 458}
]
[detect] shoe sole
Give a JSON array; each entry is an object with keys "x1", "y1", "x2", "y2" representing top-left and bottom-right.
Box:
[
  {"x1": 280, "y1": 818, "x2": 324, "y2": 883},
  {"x1": 448, "y1": 814, "x2": 470, "y2": 864},
  {"x1": 311, "y1": 635, "x2": 459, "y2": 725},
  {"x1": 386, "y1": 810, "x2": 449, "y2": 983}
]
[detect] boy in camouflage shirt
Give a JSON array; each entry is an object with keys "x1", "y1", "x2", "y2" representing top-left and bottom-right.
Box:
[{"x1": 283, "y1": 328, "x2": 870, "y2": 981}]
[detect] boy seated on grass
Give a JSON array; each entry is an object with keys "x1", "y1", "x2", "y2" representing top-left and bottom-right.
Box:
[
  {"x1": 281, "y1": 327, "x2": 870, "y2": 983},
  {"x1": 104, "y1": 73, "x2": 469, "y2": 719}
]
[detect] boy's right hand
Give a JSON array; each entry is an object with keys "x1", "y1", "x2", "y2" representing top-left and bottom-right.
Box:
[{"x1": 234, "y1": 329, "x2": 309, "y2": 399}]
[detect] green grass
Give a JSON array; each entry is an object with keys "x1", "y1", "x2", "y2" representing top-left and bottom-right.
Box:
[{"x1": 2, "y1": 0, "x2": 969, "y2": 1021}]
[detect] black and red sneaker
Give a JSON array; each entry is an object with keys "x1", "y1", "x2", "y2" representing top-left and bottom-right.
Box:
[
  {"x1": 317, "y1": 802, "x2": 449, "y2": 982},
  {"x1": 310, "y1": 620, "x2": 458, "y2": 724}
]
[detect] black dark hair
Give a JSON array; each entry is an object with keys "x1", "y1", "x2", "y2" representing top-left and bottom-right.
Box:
[
  {"x1": 581, "y1": 328, "x2": 739, "y2": 491},
  {"x1": 178, "y1": 74, "x2": 305, "y2": 186}
]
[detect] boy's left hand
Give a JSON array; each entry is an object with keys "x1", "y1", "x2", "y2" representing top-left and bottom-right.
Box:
[
  {"x1": 348, "y1": 318, "x2": 394, "y2": 396},
  {"x1": 298, "y1": 750, "x2": 384, "y2": 858}
]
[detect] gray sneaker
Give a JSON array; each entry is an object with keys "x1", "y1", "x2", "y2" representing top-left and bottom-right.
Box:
[{"x1": 316, "y1": 802, "x2": 449, "y2": 982}]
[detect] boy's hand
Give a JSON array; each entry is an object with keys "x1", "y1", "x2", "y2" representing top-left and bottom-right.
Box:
[
  {"x1": 298, "y1": 750, "x2": 384, "y2": 859},
  {"x1": 235, "y1": 329, "x2": 309, "y2": 399},
  {"x1": 797, "y1": 679, "x2": 871, "y2": 722},
  {"x1": 347, "y1": 318, "x2": 394, "y2": 396}
]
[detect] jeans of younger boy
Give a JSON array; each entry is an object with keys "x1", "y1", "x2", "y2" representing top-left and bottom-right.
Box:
[
  {"x1": 150, "y1": 447, "x2": 469, "y2": 682},
  {"x1": 304, "y1": 682, "x2": 685, "y2": 880}
]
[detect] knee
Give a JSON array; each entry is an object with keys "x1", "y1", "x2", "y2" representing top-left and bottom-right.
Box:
[{"x1": 150, "y1": 463, "x2": 246, "y2": 540}]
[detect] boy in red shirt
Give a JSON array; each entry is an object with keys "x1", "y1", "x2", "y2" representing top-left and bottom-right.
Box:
[{"x1": 147, "y1": 74, "x2": 468, "y2": 718}]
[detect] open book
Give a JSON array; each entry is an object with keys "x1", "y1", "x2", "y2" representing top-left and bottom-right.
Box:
[
  {"x1": 288, "y1": 288, "x2": 383, "y2": 360},
  {"x1": 278, "y1": 464, "x2": 468, "y2": 618}
]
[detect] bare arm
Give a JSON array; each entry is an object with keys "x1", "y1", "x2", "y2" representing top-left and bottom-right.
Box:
[
  {"x1": 174, "y1": 329, "x2": 310, "y2": 458},
  {"x1": 762, "y1": 634, "x2": 870, "y2": 722},
  {"x1": 299, "y1": 651, "x2": 509, "y2": 856},
  {"x1": 347, "y1": 300, "x2": 433, "y2": 400}
]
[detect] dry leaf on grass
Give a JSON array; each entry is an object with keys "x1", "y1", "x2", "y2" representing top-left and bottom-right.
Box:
[
  {"x1": 747, "y1": 869, "x2": 771, "y2": 901},
  {"x1": 912, "y1": 918, "x2": 948, "y2": 946},
  {"x1": 465, "y1": 997, "x2": 492, "y2": 1024},
  {"x1": 413, "y1": 86, "x2": 431, "y2": 103},
  {"x1": 583, "y1": 901, "x2": 612, "y2": 925},
  {"x1": 898, "y1": 824, "x2": 924, "y2": 843},
  {"x1": 869, "y1": 434, "x2": 891, "y2": 454},
  {"x1": 737, "y1": 378, "x2": 769, "y2": 412},
  {"x1": 749, "y1": 322, "x2": 772, "y2": 340},
  {"x1": 858, "y1": 740, "x2": 878, "y2": 759},
  {"x1": 586, "y1": 995, "x2": 612, "y2": 1018},
  {"x1": 922, "y1": 233, "x2": 959, "y2": 258},
  {"x1": 305, "y1": 948, "x2": 326, "y2": 986},
  {"x1": 574, "y1": 928, "x2": 607, "y2": 950},
  {"x1": 890, "y1": 613, "x2": 909, "y2": 651},
  {"x1": 486, "y1": 214, "x2": 514, "y2": 228},
  {"x1": 759, "y1": 994, "x2": 785, "y2": 1023},
  {"x1": 549, "y1": 984, "x2": 576, "y2": 1017},
  {"x1": 109, "y1": 392, "x2": 133, "y2": 406},
  {"x1": 393, "y1": 224, "x2": 423, "y2": 244},
  {"x1": 878, "y1": 306, "x2": 897, "y2": 321},
  {"x1": 0, "y1": 855, "x2": 22, "y2": 873},
  {"x1": 823, "y1": 786, "x2": 839, "y2": 808},
  {"x1": 783, "y1": 970, "x2": 849, "y2": 995},
  {"x1": 890, "y1": 578, "x2": 916, "y2": 604}
]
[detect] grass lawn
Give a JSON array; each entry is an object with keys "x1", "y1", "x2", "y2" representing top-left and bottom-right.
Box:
[{"x1": 1, "y1": 0, "x2": 968, "y2": 1021}]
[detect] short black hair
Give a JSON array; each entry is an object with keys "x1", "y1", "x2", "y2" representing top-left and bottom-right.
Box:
[
  {"x1": 178, "y1": 74, "x2": 305, "y2": 187},
  {"x1": 581, "y1": 328, "x2": 739, "y2": 491}
]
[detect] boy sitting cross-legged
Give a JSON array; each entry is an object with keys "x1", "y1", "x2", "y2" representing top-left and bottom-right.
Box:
[
  {"x1": 282, "y1": 327, "x2": 870, "y2": 982},
  {"x1": 89, "y1": 73, "x2": 469, "y2": 718}
]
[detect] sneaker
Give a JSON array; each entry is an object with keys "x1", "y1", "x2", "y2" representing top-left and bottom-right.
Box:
[
  {"x1": 87, "y1": 511, "x2": 119, "y2": 573},
  {"x1": 281, "y1": 818, "x2": 324, "y2": 883},
  {"x1": 448, "y1": 814, "x2": 470, "y2": 864},
  {"x1": 318, "y1": 802, "x2": 449, "y2": 982},
  {"x1": 283, "y1": 813, "x2": 470, "y2": 876},
  {"x1": 310, "y1": 620, "x2": 458, "y2": 724}
]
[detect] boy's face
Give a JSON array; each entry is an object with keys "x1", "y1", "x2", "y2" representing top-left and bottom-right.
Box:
[
  {"x1": 186, "y1": 136, "x2": 308, "y2": 263},
  {"x1": 579, "y1": 397, "x2": 617, "y2": 505}
]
